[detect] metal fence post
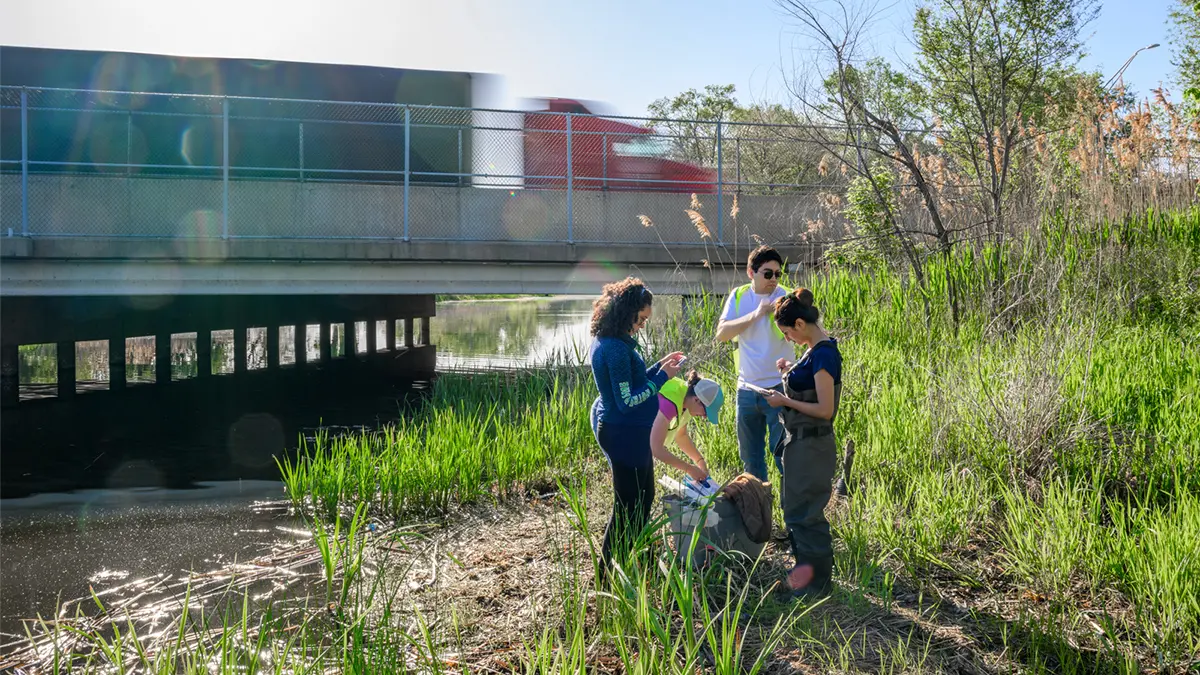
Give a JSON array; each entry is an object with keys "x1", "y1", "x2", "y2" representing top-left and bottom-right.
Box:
[
  {"x1": 566, "y1": 112, "x2": 574, "y2": 243},
  {"x1": 456, "y1": 128, "x2": 463, "y2": 188},
  {"x1": 602, "y1": 133, "x2": 608, "y2": 190},
  {"x1": 298, "y1": 122, "x2": 305, "y2": 182},
  {"x1": 20, "y1": 88, "x2": 29, "y2": 236},
  {"x1": 126, "y1": 110, "x2": 133, "y2": 177},
  {"x1": 222, "y1": 97, "x2": 230, "y2": 239},
  {"x1": 716, "y1": 121, "x2": 723, "y2": 243},
  {"x1": 735, "y1": 137, "x2": 741, "y2": 190},
  {"x1": 403, "y1": 107, "x2": 411, "y2": 242}
]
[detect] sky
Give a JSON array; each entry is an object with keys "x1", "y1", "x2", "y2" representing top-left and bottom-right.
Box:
[{"x1": 0, "y1": 0, "x2": 1183, "y2": 116}]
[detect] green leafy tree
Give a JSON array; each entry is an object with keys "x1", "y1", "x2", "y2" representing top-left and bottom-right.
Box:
[
  {"x1": 914, "y1": 0, "x2": 1098, "y2": 247},
  {"x1": 646, "y1": 84, "x2": 740, "y2": 166},
  {"x1": 727, "y1": 103, "x2": 839, "y2": 191},
  {"x1": 1169, "y1": 0, "x2": 1200, "y2": 109}
]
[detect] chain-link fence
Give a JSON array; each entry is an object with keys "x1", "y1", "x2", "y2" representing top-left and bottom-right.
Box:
[{"x1": 0, "y1": 85, "x2": 851, "y2": 244}]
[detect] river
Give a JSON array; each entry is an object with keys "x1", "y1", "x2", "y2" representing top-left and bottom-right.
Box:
[{"x1": 0, "y1": 296, "x2": 595, "y2": 644}]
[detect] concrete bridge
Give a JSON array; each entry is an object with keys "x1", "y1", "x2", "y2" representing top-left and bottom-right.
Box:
[{"x1": 0, "y1": 84, "x2": 825, "y2": 410}]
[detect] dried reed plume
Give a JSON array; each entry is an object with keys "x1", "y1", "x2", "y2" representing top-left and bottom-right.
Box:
[
  {"x1": 690, "y1": 193, "x2": 703, "y2": 210},
  {"x1": 685, "y1": 209, "x2": 711, "y2": 238},
  {"x1": 730, "y1": 193, "x2": 740, "y2": 221},
  {"x1": 637, "y1": 214, "x2": 654, "y2": 228}
]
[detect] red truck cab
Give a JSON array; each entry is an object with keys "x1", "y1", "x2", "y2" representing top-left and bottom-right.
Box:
[{"x1": 523, "y1": 98, "x2": 716, "y2": 193}]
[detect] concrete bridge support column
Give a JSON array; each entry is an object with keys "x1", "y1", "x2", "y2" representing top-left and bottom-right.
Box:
[
  {"x1": 294, "y1": 324, "x2": 306, "y2": 367},
  {"x1": 319, "y1": 323, "x2": 332, "y2": 363},
  {"x1": 366, "y1": 320, "x2": 377, "y2": 354},
  {"x1": 156, "y1": 333, "x2": 171, "y2": 384},
  {"x1": 234, "y1": 328, "x2": 247, "y2": 374},
  {"x1": 347, "y1": 322, "x2": 361, "y2": 361},
  {"x1": 109, "y1": 336, "x2": 126, "y2": 389},
  {"x1": 419, "y1": 317, "x2": 431, "y2": 347},
  {"x1": 196, "y1": 330, "x2": 211, "y2": 378},
  {"x1": 386, "y1": 320, "x2": 396, "y2": 351},
  {"x1": 404, "y1": 319, "x2": 414, "y2": 349},
  {"x1": 108, "y1": 337, "x2": 126, "y2": 390},
  {"x1": 57, "y1": 341, "x2": 76, "y2": 398},
  {"x1": 2, "y1": 345, "x2": 19, "y2": 408},
  {"x1": 267, "y1": 325, "x2": 280, "y2": 369}
]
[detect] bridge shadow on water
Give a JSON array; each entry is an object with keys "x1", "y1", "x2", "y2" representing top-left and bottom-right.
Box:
[{"x1": 0, "y1": 360, "x2": 432, "y2": 500}]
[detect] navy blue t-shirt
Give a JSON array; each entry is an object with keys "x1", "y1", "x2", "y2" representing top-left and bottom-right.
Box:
[{"x1": 785, "y1": 338, "x2": 842, "y2": 392}]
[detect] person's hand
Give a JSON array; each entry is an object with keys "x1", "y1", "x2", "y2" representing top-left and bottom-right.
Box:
[
  {"x1": 764, "y1": 389, "x2": 790, "y2": 408},
  {"x1": 686, "y1": 464, "x2": 709, "y2": 483},
  {"x1": 695, "y1": 457, "x2": 709, "y2": 476},
  {"x1": 776, "y1": 358, "x2": 792, "y2": 373},
  {"x1": 658, "y1": 351, "x2": 684, "y2": 368},
  {"x1": 755, "y1": 298, "x2": 774, "y2": 320},
  {"x1": 662, "y1": 354, "x2": 685, "y2": 378}
]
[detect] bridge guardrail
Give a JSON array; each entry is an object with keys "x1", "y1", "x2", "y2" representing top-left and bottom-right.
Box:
[{"x1": 0, "y1": 86, "x2": 848, "y2": 246}]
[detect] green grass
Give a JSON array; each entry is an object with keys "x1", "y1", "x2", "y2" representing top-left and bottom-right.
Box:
[
  {"x1": 15, "y1": 208, "x2": 1198, "y2": 673},
  {"x1": 281, "y1": 207, "x2": 1200, "y2": 671}
]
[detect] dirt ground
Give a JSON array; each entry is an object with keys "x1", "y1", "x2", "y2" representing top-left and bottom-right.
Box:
[{"x1": 372, "y1": 484, "x2": 1125, "y2": 675}]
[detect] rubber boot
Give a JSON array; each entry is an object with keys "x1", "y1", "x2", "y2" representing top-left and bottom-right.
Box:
[{"x1": 792, "y1": 555, "x2": 834, "y2": 600}]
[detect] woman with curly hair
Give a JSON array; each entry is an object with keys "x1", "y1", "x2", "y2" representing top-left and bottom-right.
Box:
[{"x1": 588, "y1": 277, "x2": 685, "y2": 576}]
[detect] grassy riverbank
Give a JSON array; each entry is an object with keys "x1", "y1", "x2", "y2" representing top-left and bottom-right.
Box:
[
  {"x1": 276, "y1": 208, "x2": 1200, "y2": 671},
  {"x1": 8, "y1": 209, "x2": 1198, "y2": 673}
]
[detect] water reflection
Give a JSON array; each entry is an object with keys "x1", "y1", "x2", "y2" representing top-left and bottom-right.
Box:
[
  {"x1": 1, "y1": 297, "x2": 604, "y2": 650},
  {"x1": 15, "y1": 297, "x2": 657, "y2": 386},
  {"x1": 0, "y1": 480, "x2": 300, "y2": 639},
  {"x1": 15, "y1": 328, "x2": 342, "y2": 391},
  {"x1": 433, "y1": 296, "x2": 593, "y2": 370}
]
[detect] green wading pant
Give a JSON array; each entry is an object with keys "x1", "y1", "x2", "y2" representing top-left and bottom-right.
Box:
[
  {"x1": 775, "y1": 381, "x2": 840, "y2": 568},
  {"x1": 778, "y1": 426, "x2": 836, "y2": 564}
]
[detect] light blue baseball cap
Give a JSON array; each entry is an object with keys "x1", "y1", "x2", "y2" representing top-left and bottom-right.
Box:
[{"x1": 694, "y1": 378, "x2": 724, "y2": 424}]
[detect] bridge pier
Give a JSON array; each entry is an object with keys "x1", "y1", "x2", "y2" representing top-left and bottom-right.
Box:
[
  {"x1": 2, "y1": 345, "x2": 19, "y2": 408},
  {"x1": 156, "y1": 333, "x2": 171, "y2": 384},
  {"x1": 319, "y1": 323, "x2": 332, "y2": 363},
  {"x1": 57, "y1": 341, "x2": 76, "y2": 398},
  {"x1": 267, "y1": 325, "x2": 280, "y2": 369},
  {"x1": 109, "y1": 337, "x2": 127, "y2": 390},
  {"x1": 234, "y1": 327, "x2": 248, "y2": 375},
  {"x1": 196, "y1": 330, "x2": 212, "y2": 379},
  {"x1": 294, "y1": 324, "x2": 307, "y2": 367}
]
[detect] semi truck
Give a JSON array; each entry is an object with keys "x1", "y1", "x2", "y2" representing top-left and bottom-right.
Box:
[{"x1": 0, "y1": 46, "x2": 715, "y2": 193}]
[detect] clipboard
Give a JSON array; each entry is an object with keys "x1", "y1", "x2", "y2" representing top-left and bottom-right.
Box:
[{"x1": 742, "y1": 383, "x2": 777, "y2": 397}]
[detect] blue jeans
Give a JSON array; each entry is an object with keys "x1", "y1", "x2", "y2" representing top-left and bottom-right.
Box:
[{"x1": 736, "y1": 385, "x2": 785, "y2": 482}]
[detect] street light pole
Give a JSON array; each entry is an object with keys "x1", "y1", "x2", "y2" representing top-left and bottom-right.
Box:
[
  {"x1": 1093, "y1": 43, "x2": 1160, "y2": 177},
  {"x1": 1104, "y1": 43, "x2": 1160, "y2": 91}
]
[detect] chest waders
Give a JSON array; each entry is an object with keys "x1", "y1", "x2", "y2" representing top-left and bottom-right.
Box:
[{"x1": 774, "y1": 344, "x2": 842, "y2": 594}]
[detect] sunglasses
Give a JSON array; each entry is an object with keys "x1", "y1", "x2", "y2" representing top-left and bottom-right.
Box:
[{"x1": 760, "y1": 269, "x2": 783, "y2": 280}]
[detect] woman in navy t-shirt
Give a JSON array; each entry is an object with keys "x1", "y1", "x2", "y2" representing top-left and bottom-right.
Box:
[{"x1": 762, "y1": 288, "x2": 843, "y2": 599}]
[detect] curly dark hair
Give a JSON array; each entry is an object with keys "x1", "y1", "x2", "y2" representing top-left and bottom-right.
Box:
[{"x1": 591, "y1": 277, "x2": 653, "y2": 338}]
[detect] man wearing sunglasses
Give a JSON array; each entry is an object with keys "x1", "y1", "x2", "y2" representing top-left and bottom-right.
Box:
[{"x1": 715, "y1": 245, "x2": 793, "y2": 485}]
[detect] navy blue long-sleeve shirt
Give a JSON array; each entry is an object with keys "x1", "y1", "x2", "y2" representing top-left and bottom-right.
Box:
[{"x1": 590, "y1": 335, "x2": 668, "y2": 429}]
